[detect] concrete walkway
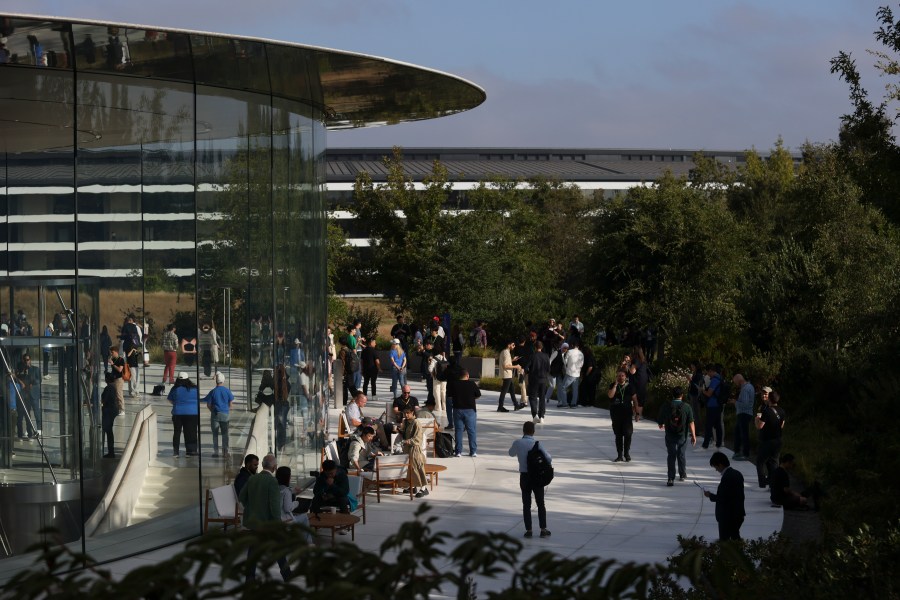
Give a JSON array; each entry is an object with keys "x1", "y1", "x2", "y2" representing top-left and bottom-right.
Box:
[{"x1": 103, "y1": 378, "x2": 782, "y2": 594}]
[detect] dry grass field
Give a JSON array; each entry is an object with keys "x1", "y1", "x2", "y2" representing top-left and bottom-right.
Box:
[{"x1": 2, "y1": 287, "x2": 195, "y2": 342}]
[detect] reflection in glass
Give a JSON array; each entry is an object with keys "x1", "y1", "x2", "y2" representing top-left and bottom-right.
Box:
[{"x1": 0, "y1": 10, "x2": 478, "y2": 581}]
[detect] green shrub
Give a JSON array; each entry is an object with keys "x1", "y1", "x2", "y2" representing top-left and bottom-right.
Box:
[
  {"x1": 592, "y1": 345, "x2": 625, "y2": 370},
  {"x1": 344, "y1": 305, "x2": 381, "y2": 342},
  {"x1": 478, "y1": 376, "x2": 503, "y2": 391},
  {"x1": 463, "y1": 346, "x2": 497, "y2": 358}
]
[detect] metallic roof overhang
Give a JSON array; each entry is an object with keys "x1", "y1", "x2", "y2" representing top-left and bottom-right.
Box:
[{"x1": 0, "y1": 12, "x2": 485, "y2": 131}]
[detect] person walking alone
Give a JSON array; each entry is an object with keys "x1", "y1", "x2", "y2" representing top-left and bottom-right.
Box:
[
  {"x1": 656, "y1": 386, "x2": 696, "y2": 485},
  {"x1": 508, "y1": 420, "x2": 551, "y2": 538},
  {"x1": 205, "y1": 372, "x2": 234, "y2": 458}
]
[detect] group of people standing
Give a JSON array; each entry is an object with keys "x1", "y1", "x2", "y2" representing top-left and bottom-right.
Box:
[{"x1": 652, "y1": 368, "x2": 789, "y2": 540}]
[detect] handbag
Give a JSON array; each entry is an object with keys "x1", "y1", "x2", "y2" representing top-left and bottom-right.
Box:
[{"x1": 123, "y1": 362, "x2": 132, "y2": 382}]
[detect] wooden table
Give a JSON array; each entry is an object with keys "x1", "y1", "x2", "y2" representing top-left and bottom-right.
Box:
[
  {"x1": 424, "y1": 463, "x2": 447, "y2": 491},
  {"x1": 308, "y1": 511, "x2": 361, "y2": 545}
]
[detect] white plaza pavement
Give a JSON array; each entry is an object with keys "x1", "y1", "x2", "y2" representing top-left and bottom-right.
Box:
[{"x1": 102, "y1": 377, "x2": 782, "y2": 594}]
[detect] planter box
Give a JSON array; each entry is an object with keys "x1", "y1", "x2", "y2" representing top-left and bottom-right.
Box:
[
  {"x1": 376, "y1": 350, "x2": 393, "y2": 374},
  {"x1": 460, "y1": 357, "x2": 496, "y2": 379}
]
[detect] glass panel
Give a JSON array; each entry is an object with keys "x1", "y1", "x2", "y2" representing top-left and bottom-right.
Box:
[
  {"x1": 75, "y1": 72, "x2": 200, "y2": 559},
  {"x1": 196, "y1": 86, "x2": 270, "y2": 467},
  {"x1": 1, "y1": 17, "x2": 329, "y2": 576},
  {"x1": 70, "y1": 24, "x2": 193, "y2": 81},
  {"x1": 0, "y1": 18, "x2": 73, "y2": 69},
  {"x1": 193, "y1": 36, "x2": 269, "y2": 95},
  {"x1": 0, "y1": 279, "x2": 85, "y2": 558}
]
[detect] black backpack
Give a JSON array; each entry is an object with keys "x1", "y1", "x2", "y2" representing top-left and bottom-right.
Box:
[
  {"x1": 527, "y1": 441, "x2": 554, "y2": 487},
  {"x1": 666, "y1": 401, "x2": 687, "y2": 434},
  {"x1": 434, "y1": 431, "x2": 455, "y2": 458},
  {"x1": 549, "y1": 352, "x2": 564, "y2": 377},
  {"x1": 716, "y1": 378, "x2": 731, "y2": 407},
  {"x1": 435, "y1": 360, "x2": 449, "y2": 382},
  {"x1": 336, "y1": 437, "x2": 352, "y2": 469}
]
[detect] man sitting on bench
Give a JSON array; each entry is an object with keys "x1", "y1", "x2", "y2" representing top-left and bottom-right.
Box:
[{"x1": 345, "y1": 390, "x2": 391, "y2": 451}]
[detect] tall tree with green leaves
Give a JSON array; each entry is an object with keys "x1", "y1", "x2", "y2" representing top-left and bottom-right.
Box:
[
  {"x1": 585, "y1": 172, "x2": 744, "y2": 362},
  {"x1": 351, "y1": 147, "x2": 450, "y2": 305},
  {"x1": 830, "y1": 5, "x2": 900, "y2": 225}
]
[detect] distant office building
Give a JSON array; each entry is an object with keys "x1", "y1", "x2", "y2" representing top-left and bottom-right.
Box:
[
  {"x1": 325, "y1": 147, "x2": 798, "y2": 294},
  {"x1": 0, "y1": 13, "x2": 483, "y2": 576}
]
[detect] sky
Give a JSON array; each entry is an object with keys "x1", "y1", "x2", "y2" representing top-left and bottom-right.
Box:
[{"x1": 5, "y1": 1, "x2": 893, "y2": 151}]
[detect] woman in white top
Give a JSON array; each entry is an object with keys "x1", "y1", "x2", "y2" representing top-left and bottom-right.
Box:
[{"x1": 275, "y1": 466, "x2": 312, "y2": 543}]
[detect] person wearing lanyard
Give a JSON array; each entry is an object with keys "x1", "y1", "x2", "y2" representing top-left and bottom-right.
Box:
[{"x1": 607, "y1": 368, "x2": 637, "y2": 462}]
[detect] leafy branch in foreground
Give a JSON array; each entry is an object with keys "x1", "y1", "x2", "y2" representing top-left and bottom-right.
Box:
[{"x1": 3, "y1": 510, "x2": 898, "y2": 599}]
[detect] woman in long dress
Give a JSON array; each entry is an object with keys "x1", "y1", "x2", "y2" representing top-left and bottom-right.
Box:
[{"x1": 400, "y1": 406, "x2": 429, "y2": 498}]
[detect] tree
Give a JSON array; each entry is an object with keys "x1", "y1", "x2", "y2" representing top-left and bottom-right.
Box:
[
  {"x1": 349, "y1": 151, "x2": 588, "y2": 342},
  {"x1": 585, "y1": 172, "x2": 744, "y2": 362},
  {"x1": 351, "y1": 147, "x2": 449, "y2": 303},
  {"x1": 830, "y1": 5, "x2": 900, "y2": 224},
  {"x1": 737, "y1": 144, "x2": 900, "y2": 356}
]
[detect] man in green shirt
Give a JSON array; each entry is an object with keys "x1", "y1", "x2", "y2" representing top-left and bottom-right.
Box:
[
  {"x1": 239, "y1": 453, "x2": 291, "y2": 582},
  {"x1": 657, "y1": 386, "x2": 697, "y2": 486}
]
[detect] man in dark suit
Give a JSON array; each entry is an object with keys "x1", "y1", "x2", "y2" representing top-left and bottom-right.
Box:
[{"x1": 704, "y1": 451, "x2": 745, "y2": 540}]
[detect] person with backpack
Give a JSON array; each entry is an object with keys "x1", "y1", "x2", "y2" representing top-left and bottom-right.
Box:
[
  {"x1": 657, "y1": 386, "x2": 697, "y2": 486},
  {"x1": 508, "y1": 420, "x2": 552, "y2": 539},
  {"x1": 701, "y1": 364, "x2": 724, "y2": 449},
  {"x1": 432, "y1": 353, "x2": 449, "y2": 425}
]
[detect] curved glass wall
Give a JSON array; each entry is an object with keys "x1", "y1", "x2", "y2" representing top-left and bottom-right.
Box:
[{"x1": 0, "y1": 16, "x2": 331, "y2": 577}]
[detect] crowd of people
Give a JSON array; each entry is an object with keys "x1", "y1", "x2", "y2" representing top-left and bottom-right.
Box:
[{"x1": 324, "y1": 312, "x2": 804, "y2": 543}]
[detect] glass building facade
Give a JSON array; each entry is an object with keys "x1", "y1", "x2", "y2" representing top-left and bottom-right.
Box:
[{"x1": 0, "y1": 15, "x2": 484, "y2": 576}]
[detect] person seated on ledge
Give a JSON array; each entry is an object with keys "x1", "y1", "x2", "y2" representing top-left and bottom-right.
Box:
[
  {"x1": 348, "y1": 425, "x2": 382, "y2": 474},
  {"x1": 310, "y1": 459, "x2": 356, "y2": 514},
  {"x1": 345, "y1": 390, "x2": 391, "y2": 450},
  {"x1": 275, "y1": 465, "x2": 313, "y2": 544}
]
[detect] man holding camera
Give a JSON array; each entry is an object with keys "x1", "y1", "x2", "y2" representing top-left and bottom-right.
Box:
[{"x1": 607, "y1": 369, "x2": 637, "y2": 462}]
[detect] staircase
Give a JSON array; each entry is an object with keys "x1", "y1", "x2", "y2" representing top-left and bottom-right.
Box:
[{"x1": 130, "y1": 466, "x2": 200, "y2": 525}]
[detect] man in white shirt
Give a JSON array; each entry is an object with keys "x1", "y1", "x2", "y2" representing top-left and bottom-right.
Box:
[
  {"x1": 345, "y1": 390, "x2": 390, "y2": 450},
  {"x1": 497, "y1": 340, "x2": 525, "y2": 412},
  {"x1": 557, "y1": 342, "x2": 584, "y2": 409}
]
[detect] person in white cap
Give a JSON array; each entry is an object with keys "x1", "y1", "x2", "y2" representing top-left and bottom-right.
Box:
[
  {"x1": 168, "y1": 372, "x2": 199, "y2": 457},
  {"x1": 389, "y1": 338, "x2": 407, "y2": 398},
  {"x1": 204, "y1": 371, "x2": 234, "y2": 458}
]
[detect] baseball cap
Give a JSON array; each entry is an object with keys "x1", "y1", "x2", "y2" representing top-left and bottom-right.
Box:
[
  {"x1": 560, "y1": 342, "x2": 569, "y2": 349},
  {"x1": 391, "y1": 338, "x2": 401, "y2": 345},
  {"x1": 215, "y1": 372, "x2": 225, "y2": 384},
  {"x1": 177, "y1": 372, "x2": 190, "y2": 380},
  {"x1": 762, "y1": 386, "x2": 773, "y2": 393}
]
